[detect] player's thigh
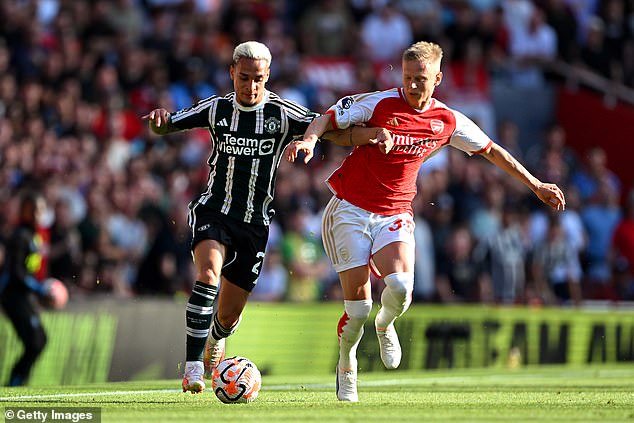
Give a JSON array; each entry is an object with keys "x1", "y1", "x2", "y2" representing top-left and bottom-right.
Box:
[
  {"x1": 338, "y1": 265, "x2": 372, "y2": 300},
  {"x1": 372, "y1": 241, "x2": 415, "y2": 277},
  {"x1": 322, "y1": 197, "x2": 373, "y2": 273},
  {"x1": 1, "y1": 293, "x2": 45, "y2": 347},
  {"x1": 192, "y1": 239, "x2": 226, "y2": 285},
  {"x1": 371, "y1": 212, "x2": 416, "y2": 276},
  {"x1": 189, "y1": 204, "x2": 231, "y2": 285}
]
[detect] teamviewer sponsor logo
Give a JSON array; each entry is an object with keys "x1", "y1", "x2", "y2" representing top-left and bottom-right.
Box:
[{"x1": 220, "y1": 135, "x2": 275, "y2": 156}]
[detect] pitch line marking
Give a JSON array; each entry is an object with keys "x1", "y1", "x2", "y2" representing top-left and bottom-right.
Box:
[{"x1": 2, "y1": 369, "x2": 633, "y2": 401}]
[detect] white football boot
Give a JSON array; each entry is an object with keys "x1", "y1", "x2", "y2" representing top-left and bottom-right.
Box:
[
  {"x1": 336, "y1": 364, "x2": 358, "y2": 402},
  {"x1": 182, "y1": 361, "x2": 205, "y2": 394},
  {"x1": 203, "y1": 337, "x2": 225, "y2": 379},
  {"x1": 375, "y1": 316, "x2": 402, "y2": 369}
]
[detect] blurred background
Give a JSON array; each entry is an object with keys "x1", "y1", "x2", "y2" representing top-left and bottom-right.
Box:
[
  {"x1": 1, "y1": 0, "x2": 634, "y2": 308},
  {"x1": 3, "y1": 0, "x2": 634, "y2": 386}
]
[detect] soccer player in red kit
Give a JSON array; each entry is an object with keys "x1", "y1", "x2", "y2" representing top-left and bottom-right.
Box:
[{"x1": 286, "y1": 41, "x2": 566, "y2": 402}]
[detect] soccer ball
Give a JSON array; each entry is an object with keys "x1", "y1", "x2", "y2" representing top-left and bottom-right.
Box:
[
  {"x1": 41, "y1": 277, "x2": 69, "y2": 310},
  {"x1": 212, "y1": 356, "x2": 261, "y2": 403}
]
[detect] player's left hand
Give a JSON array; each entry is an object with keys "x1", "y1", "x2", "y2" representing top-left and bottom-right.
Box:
[
  {"x1": 535, "y1": 183, "x2": 566, "y2": 210},
  {"x1": 286, "y1": 138, "x2": 317, "y2": 164}
]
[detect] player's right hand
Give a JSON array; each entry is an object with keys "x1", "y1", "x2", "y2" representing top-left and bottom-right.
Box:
[
  {"x1": 142, "y1": 108, "x2": 171, "y2": 133},
  {"x1": 286, "y1": 137, "x2": 317, "y2": 164},
  {"x1": 369, "y1": 128, "x2": 393, "y2": 154}
]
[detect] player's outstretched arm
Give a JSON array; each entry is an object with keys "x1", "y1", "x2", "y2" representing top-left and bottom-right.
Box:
[
  {"x1": 324, "y1": 126, "x2": 394, "y2": 154},
  {"x1": 286, "y1": 114, "x2": 333, "y2": 163},
  {"x1": 142, "y1": 108, "x2": 178, "y2": 135},
  {"x1": 482, "y1": 142, "x2": 566, "y2": 210}
]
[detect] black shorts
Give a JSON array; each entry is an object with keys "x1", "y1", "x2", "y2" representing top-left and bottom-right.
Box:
[{"x1": 188, "y1": 203, "x2": 269, "y2": 292}]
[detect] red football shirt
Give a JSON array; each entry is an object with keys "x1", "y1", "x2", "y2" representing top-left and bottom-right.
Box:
[{"x1": 325, "y1": 88, "x2": 492, "y2": 215}]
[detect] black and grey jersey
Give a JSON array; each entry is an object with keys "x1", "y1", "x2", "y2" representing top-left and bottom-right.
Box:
[{"x1": 169, "y1": 90, "x2": 317, "y2": 226}]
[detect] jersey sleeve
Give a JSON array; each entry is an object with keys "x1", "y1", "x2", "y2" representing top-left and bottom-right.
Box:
[
  {"x1": 326, "y1": 93, "x2": 376, "y2": 129},
  {"x1": 449, "y1": 109, "x2": 493, "y2": 155},
  {"x1": 169, "y1": 95, "x2": 218, "y2": 130},
  {"x1": 280, "y1": 98, "x2": 319, "y2": 137}
]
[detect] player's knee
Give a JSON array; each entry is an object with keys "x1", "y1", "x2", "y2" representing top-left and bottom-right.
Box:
[
  {"x1": 384, "y1": 272, "x2": 414, "y2": 297},
  {"x1": 196, "y1": 267, "x2": 220, "y2": 284},
  {"x1": 343, "y1": 299, "x2": 373, "y2": 320}
]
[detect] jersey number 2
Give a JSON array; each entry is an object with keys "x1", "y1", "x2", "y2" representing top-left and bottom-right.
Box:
[{"x1": 252, "y1": 252, "x2": 266, "y2": 275}]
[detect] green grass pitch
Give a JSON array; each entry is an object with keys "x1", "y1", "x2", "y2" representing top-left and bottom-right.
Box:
[{"x1": 1, "y1": 365, "x2": 633, "y2": 422}]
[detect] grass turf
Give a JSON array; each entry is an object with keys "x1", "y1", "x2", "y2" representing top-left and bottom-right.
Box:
[{"x1": 1, "y1": 365, "x2": 633, "y2": 422}]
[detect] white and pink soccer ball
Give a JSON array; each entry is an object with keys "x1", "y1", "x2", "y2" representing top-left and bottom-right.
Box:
[{"x1": 212, "y1": 356, "x2": 261, "y2": 404}]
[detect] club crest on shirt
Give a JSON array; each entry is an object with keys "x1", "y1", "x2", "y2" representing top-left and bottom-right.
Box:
[
  {"x1": 264, "y1": 117, "x2": 281, "y2": 134},
  {"x1": 430, "y1": 119, "x2": 444, "y2": 134}
]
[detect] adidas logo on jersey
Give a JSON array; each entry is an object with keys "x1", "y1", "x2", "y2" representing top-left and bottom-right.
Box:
[{"x1": 217, "y1": 118, "x2": 229, "y2": 127}]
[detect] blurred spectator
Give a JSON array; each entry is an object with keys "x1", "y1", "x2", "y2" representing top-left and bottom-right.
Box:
[
  {"x1": 476, "y1": 203, "x2": 530, "y2": 304},
  {"x1": 597, "y1": 0, "x2": 629, "y2": 67},
  {"x1": 571, "y1": 146, "x2": 621, "y2": 202},
  {"x1": 169, "y1": 57, "x2": 217, "y2": 110},
  {"x1": 580, "y1": 179, "x2": 622, "y2": 299},
  {"x1": 299, "y1": 0, "x2": 356, "y2": 57},
  {"x1": 280, "y1": 206, "x2": 330, "y2": 302},
  {"x1": 610, "y1": 189, "x2": 634, "y2": 301},
  {"x1": 402, "y1": 0, "x2": 444, "y2": 44},
  {"x1": 412, "y1": 194, "x2": 436, "y2": 302},
  {"x1": 495, "y1": 120, "x2": 523, "y2": 161},
  {"x1": 506, "y1": 5, "x2": 558, "y2": 87},
  {"x1": 48, "y1": 196, "x2": 82, "y2": 286},
  {"x1": 577, "y1": 16, "x2": 615, "y2": 79},
  {"x1": 542, "y1": 0, "x2": 580, "y2": 61},
  {"x1": 469, "y1": 183, "x2": 505, "y2": 242},
  {"x1": 435, "y1": 225, "x2": 491, "y2": 303},
  {"x1": 444, "y1": 1, "x2": 481, "y2": 63},
  {"x1": 134, "y1": 204, "x2": 180, "y2": 295},
  {"x1": 360, "y1": 0, "x2": 412, "y2": 65},
  {"x1": 531, "y1": 213, "x2": 583, "y2": 306},
  {"x1": 525, "y1": 123, "x2": 578, "y2": 187}
]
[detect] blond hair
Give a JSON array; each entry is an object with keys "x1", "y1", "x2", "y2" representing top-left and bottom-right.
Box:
[
  {"x1": 232, "y1": 41, "x2": 272, "y2": 66},
  {"x1": 402, "y1": 41, "x2": 443, "y2": 67}
]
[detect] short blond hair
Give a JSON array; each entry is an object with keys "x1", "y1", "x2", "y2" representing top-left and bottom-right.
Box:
[
  {"x1": 402, "y1": 41, "x2": 443, "y2": 66},
  {"x1": 233, "y1": 41, "x2": 272, "y2": 65}
]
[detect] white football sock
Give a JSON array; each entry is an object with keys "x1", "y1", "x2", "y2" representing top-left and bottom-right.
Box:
[{"x1": 337, "y1": 299, "x2": 372, "y2": 369}]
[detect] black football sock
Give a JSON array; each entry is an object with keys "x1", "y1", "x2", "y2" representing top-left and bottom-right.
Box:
[
  {"x1": 210, "y1": 312, "x2": 239, "y2": 341},
  {"x1": 185, "y1": 281, "x2": 217, "y2": 362}
]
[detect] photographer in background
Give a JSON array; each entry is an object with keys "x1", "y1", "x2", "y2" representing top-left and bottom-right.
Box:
[{"x1": 0, "y1": 191, "x2": 67, "y2": 386}]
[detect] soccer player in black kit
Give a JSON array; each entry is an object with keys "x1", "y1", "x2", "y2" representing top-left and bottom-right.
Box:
[
  {"x1": 144, "y1": 41, "x2": 393, "y2": 393},
  {"x1": 0, "y1": 191, "x2": 60, "y2": 386}
]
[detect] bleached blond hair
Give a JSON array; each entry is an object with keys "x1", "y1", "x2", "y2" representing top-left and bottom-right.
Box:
[
  {"x1": 402, "y1": 41, "x2": 443, "y2": 68},
  {"x1": 232, "y1": 41, "x2": 272, "y2": 66}
]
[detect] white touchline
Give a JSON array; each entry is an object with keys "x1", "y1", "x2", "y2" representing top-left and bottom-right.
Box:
[{"x1": 1, "y1": 369, "x2": 632, "y2": 401}]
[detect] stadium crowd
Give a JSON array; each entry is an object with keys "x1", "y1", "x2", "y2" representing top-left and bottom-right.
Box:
[{"x1": 0, "y1": 0, "x2": 633, "y2": 306}]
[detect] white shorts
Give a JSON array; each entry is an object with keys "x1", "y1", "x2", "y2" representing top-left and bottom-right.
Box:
[{"x1": 321, "y1": 196, "x2": 415, "y2": 274}]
